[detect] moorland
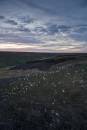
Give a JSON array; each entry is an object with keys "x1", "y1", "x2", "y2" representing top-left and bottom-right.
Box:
[{"x1": 0, "y1": 52, "x2": 87, "y2": 130}]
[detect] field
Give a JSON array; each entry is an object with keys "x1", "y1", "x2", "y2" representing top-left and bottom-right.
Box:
[{"x1": 0, "y1": 52, "x2": 87, "y2": 130}]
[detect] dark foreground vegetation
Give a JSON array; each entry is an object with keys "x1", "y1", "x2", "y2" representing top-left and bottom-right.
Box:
[{"x1": 0, "y1": 52, "x2": 87, "y2": 130}]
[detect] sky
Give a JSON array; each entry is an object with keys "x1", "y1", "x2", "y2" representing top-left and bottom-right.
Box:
[{"x1": 0, "y1": 0, "x2": 87, "y2": 52}]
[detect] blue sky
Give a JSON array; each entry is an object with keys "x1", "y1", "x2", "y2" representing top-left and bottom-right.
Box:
[{"x1": 0, "y1": 0, "x2": 87, "y2": 52}]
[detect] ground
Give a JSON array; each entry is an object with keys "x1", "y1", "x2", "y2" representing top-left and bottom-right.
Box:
[{"x1": 0, "y1": 52, "x2": 87, "y2": 130}]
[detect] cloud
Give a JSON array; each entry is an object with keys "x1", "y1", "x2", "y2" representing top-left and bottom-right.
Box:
[
  {"x1": 5, "y1": 19, "x2": 18, "y2": 25},
  {"x1": 0, "y1": 0, "x2": 87, "y2": 52},
  {"x1": 18, "y1": 25, "x2": 30, "y2": 32},
  {"x1": 19, "y1": 0, "x2": 57, "y2": 15},
  {"x1": 19, "y1": 16, "x2": 35, "y2": 24},
  {"x1": 46, "y1": 24, "x2": 71, "y2": 35},
  {"x1": 0, "y1": 15, "x2": 5, "y2": 20}
]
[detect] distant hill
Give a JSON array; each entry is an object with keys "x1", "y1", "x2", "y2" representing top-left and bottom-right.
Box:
[{"x1": 10, "y1": 54, "x2": 86, "y2": 71}]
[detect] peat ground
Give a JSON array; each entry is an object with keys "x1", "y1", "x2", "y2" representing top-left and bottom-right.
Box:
[{"x1": 0, "y1": 52, "x2": 87, "y2": 130}]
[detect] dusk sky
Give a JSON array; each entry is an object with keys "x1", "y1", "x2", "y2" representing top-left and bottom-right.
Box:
[{"x1": 0, "y1": 0, "x2": 87, "y2": 52}]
